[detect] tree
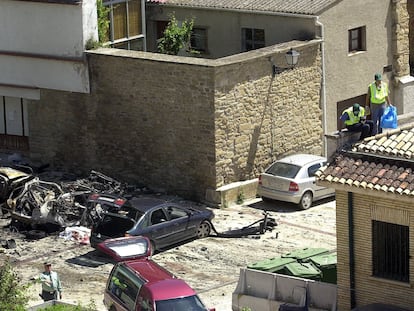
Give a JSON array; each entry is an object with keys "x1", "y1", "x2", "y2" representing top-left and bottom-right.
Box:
[
  {"x1": 0, "y1": 259, "x2": 30, "y2": 311},
  {"x1": 157, "y1": 13, "x2": 198, "y2": 56}
]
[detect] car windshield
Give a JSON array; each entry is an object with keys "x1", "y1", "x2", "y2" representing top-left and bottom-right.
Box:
[
  {"x1": 265, "y1": 162, "x2": 301, "y2": 178},
  {"x1": 155, "y1": 295, "x2": 208, "y2": 311}
]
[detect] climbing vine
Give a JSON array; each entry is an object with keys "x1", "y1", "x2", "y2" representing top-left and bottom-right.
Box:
[{"x1": 97, "y1": 0, "x2": 110, "y2": 44}]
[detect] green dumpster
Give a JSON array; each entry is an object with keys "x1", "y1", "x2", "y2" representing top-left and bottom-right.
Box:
[
  {"x1": 307, "y1": 252, "x2": 337, "y2": 284},
  {"x1": 283, "y1": 261, "x2": 322, "y2": 281},
  {"x1": 282, "y1": 247, "x2": 329, "y2": 262},
  {"x1": 248, "y1": 256, "x2": 296, "y2": 273}
]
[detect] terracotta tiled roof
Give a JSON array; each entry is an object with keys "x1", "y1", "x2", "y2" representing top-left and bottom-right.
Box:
[
  {"x1": 317, "y1": 124, "x2": 414, "y2": 197},
  {"x1": 147, "y1": 0, "x2": 341, "y2": 15},
  {"x1": 352, "y1": 126, "x2": 414, "y2": 159}
]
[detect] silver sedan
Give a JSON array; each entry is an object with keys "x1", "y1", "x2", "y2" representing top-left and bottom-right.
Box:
[{"x1": 257, "y1": 154, "x2": 335, "y2": 209}]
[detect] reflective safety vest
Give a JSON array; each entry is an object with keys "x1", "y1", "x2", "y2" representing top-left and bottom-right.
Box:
[
  {"x1": 343, "y1": 106, "x2": 365, "y2": 126},
  {"x1": 369, "y1": 82, "x2": 388, "y2": 104}
]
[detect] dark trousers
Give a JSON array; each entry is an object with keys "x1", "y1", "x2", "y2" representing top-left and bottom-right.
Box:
[
  {"x1": 346, "y1": 120, "x2": 374, "y2": 140},
  {"x1": 370, "y1": 102, "x2": 386, "y2": 135},
  {"x1": 41, "y1": 290, "x2": 58, "y2": 301}
]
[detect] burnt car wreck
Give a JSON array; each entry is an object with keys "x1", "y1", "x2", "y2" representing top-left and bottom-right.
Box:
[
  {"x1": 0, "y1": 167, "x2": 132, "y2": 231},
  {"x1": 0, "y1": 165, "x2": 276, "y2": 242}
]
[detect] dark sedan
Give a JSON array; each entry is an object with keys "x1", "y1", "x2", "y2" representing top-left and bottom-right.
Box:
[{"x1": 89, "y1": 194, "x2": 215, "y2": 252}]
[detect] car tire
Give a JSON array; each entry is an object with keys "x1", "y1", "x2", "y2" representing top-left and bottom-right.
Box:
[
  {"x1": 299, "y1": 191, "x2": 313, "y2": 210},
  {"x1": 196, "y1": 221, "x2": 211, "y2": 239},
  {"x1": 25, "y1": 229, "x2": 47, "y2": 240}
]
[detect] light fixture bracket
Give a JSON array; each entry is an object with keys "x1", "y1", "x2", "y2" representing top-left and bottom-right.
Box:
[{"x1": 271, "y1": 48, "x2": 300, "y2": 77}]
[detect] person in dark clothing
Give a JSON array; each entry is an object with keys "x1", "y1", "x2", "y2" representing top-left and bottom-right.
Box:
[{"x1": 340, "y1": 103, "x2": 373, "y2": 140}]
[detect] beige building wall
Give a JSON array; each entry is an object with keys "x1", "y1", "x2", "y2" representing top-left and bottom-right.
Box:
[
  {"x1": 28, "y1": 41, "x2": 322, "y2": 202},
  {"x1": 146, "y1": 6, "x2": 316, "y2": 59},
  {"x1": 320, "y1": 0, "x2": 408, "y2": 133},
  {"x1": 336, "y1": 190, "x2": 414, "y2": 310}
]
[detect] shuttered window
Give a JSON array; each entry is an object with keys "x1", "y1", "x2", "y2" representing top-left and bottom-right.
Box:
[
  {"x1": 113, "y1": 3, "x2": 127, "y2": 40},
  {"x1": 104, "y1": 0, "x2": 143, "y2": 50},
  {"x1": 128, "y1": 0, "x2": 141, "y2": 37}
]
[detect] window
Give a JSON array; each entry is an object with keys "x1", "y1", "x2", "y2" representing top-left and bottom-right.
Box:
[
  {"x1": 266, "y1": 162, "x2": 300, "y2": 178},
  {"x1": 372, "y1": 220, "x2": 409, "y2": 282},
  {"x1": 167, "y1": 206, "x2": 188, "y2": 219},
  {"x1": 241, "y1": 28, "x2": 265, "y2": 52},
  {"x1": 307, "y1": 163, "x2": 322, "y2": 177},
  {"x1": 0, "y1": 96, "x2": 28, "y2": 136},
  {"x1": 108, "y1": 264, "x2": 144, "y2": 310},
  {"x1": 191, "y1": 28, "x2": 208, "y2": 53},
  {"x1": 103, "y1": 0, "x2": 144, "y2": 51},
  {"x1": 348, "y1": 26, "x2": 366, "y2": 53},
  {"x1": 150, "y1": 209, "x2": 167, "y2": 225}
]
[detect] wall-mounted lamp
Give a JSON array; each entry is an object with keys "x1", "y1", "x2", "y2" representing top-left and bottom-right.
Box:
[{"x1": 272, "y1": 48, "x2": 300, "y2": 77}]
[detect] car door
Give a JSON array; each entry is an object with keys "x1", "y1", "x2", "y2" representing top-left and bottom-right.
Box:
[
  {"x1": 137, "y1": 207, "x2": 171, "y2": 249},
  {"x1": 164, "y1": 204, "x2": 195, "y2": 242},
  {"x1": 104, "y1": 263, "x2": 145, "y2": 311}
]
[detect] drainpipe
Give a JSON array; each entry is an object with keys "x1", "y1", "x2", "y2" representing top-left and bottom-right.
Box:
[
  {"x1": 315, "y1": 17, "x2": 328, "y2": 157},
  {"x1": 348, "y1": 192, "x2": 356, "y2": 309},
  {"x1": 141, "y1": 0, "x2": 147, "y2": 51}
]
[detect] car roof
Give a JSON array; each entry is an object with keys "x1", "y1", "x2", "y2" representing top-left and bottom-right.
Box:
[
  {"x1": 277, "y1": 154, "x2": 326, "y2": 166},
  {"x1": 123, "y1": 260, "x2": 196, "y2": 300},
  {"x1": 124, "y1": 260, "x2": 173, "y2": 282},
  {"x1": 126, "y1": 197, "x2": 167, "y2": 212},
  {"x1": 148, "y1": 279, "x2": 196, "y2": 300}
]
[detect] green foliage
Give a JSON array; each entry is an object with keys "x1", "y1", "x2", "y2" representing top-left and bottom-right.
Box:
[
  {"x1": 97, "y1": 0, "x2": 110, "y2": 44},
  {"x1": 85, "y1": 38, "x2": 100, "y2": 50},
  {"x1": 241, "y1": 307, "x2": 252, "y2": 311},
  {"x1": 0, "y1": 259, "x2": 30, "y2": 311},
  {"x1": 157, "y1": 13, "x2": 199, "y2": 55},
  {"x1": 237, "y1": 189, "x2": 245, "y2": 205},
  {"x1": 36, "y1": 300, "x2": 96, "y2": 311}
]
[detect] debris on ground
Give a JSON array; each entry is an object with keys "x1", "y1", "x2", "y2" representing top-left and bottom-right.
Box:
[
  {"x1": 0, "y1": 154, "x2": 277, "y2": 244},
  {"x1": 0, "y1": 165, "x2": 143, "y2": 233}
]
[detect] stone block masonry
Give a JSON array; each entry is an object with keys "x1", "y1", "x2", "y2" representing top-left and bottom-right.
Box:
[{"x1": 28, "y1": 40, "x2": 323, "y2": 204}]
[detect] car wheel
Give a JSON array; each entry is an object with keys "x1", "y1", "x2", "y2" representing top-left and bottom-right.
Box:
[
  {"x1": 299, "y1": 191, "x2": 313, "y2": 210},
  {"x1": 25, "y1": 229, "x2": 47, "y2": 240},
  {"x1": 196, "y1": 221, "x2": 211, "y2": 239}
]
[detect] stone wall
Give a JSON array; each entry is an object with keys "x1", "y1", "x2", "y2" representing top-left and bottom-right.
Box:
[
  {"x1": 407, "y1": 0, "x2": 414, "y2": 71},
  {"x1": 28, "y1": 41, "x2": 323, "y2": 202},
  {"x1": 213, "y1": 44, "x2": 323, "y2": 188},
  {"x1": 392, "y1": 0, "x2": 410, "y2": 78}
]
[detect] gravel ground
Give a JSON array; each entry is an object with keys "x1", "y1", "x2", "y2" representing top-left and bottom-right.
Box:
[{"x1": 0, "y1": 197, "x2": 336, "y2": 311}]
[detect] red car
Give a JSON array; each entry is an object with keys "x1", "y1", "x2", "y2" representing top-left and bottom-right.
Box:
[{"x1": 99, "y1": 236, "x2": 215, "y2": 311}]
